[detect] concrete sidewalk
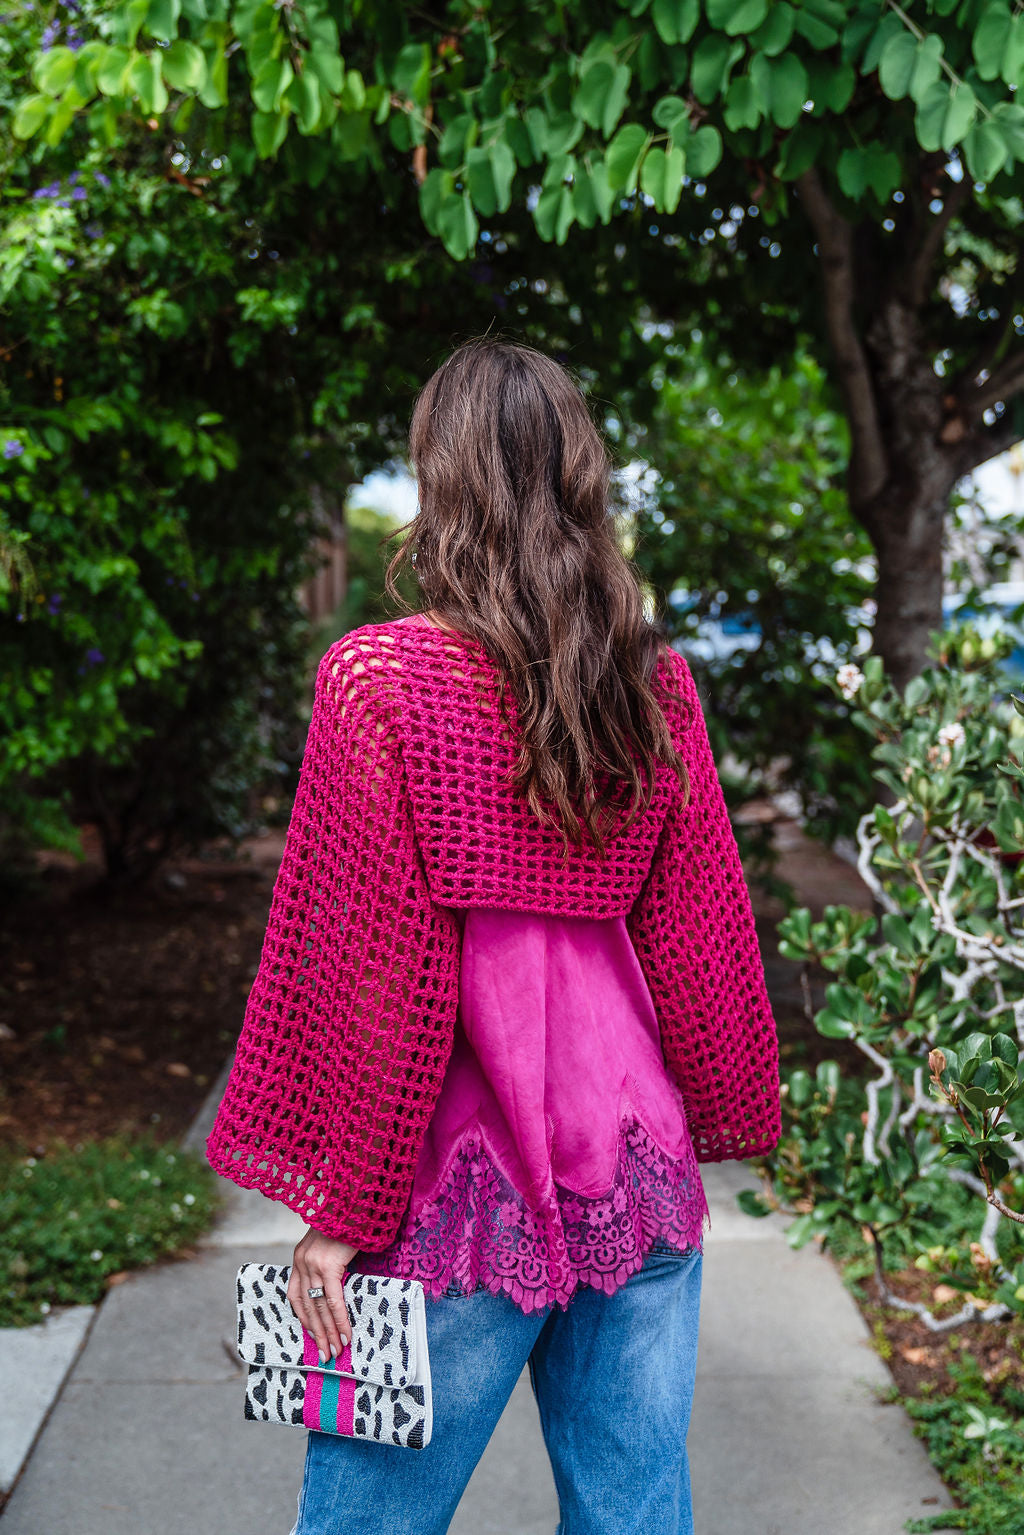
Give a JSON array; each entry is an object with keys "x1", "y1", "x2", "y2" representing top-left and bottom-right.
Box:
[{"x1": 2, "y1": 1133, "x2": 951, "y2": 1534}]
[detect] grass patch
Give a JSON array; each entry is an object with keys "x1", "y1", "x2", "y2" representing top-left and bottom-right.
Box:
[{"x1": 1, "y1": 1133, "x2": 222, "y2": 1326}]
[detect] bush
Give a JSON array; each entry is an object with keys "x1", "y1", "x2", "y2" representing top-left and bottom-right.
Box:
[
  {"x1": 746, "y1": 629, "x2": 1024, "y2": 1327},
  {"x1": 0, "y1": 1133, "x2": 221, "y2": 1326}
]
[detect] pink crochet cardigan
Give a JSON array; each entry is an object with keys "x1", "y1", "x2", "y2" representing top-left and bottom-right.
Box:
[{"x1": 206, "y1": 618, "x2": 781, "y2": 1248}]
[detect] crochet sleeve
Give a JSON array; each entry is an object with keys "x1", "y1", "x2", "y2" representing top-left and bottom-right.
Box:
[
  {"x1": 205, "y1": 634, "x2": 462, "y2": 1249},
  {"x1": 626, "y1": 649, "x2": 781, "y2": 1162}
]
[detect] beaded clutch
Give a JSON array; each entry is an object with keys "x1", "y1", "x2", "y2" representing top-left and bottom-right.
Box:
[{"x1": 235, "y1": 1262, "x2": 432, "y2": 1449}]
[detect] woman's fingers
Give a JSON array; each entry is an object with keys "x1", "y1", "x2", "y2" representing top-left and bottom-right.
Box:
[
  {"x1": 321, "y1": 1266, "x2": 352, "y2": 1358},
  {"x1": 288, "y1": 1229, "x2": 360, "y2": 1363},
  {"x1": 287, "y1": 1262, "x2": 329, "y2": 1361}
]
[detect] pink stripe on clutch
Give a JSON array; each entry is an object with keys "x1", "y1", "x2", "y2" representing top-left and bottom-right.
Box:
[{"x1": 301, "y1": 1330, "x2": 322, "y2": 1430}]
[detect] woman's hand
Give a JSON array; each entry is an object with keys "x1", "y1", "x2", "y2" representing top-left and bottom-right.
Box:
[{"x1": 287, "y1": 1227, "x2": 359, "y2": 1363}]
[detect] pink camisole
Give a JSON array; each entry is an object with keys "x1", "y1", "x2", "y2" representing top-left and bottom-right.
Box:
[{"x1": 356, "y1": 905, "x2": 711, "y2": 1314}]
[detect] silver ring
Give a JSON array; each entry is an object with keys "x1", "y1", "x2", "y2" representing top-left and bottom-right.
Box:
[{"x1": 307, "y1": 1286, "x2": 325, "y2": 1299}]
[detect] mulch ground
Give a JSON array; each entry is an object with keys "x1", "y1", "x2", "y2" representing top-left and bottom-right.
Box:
[
  {"x1": 3, "y1": 806, "x2": 1018, "y2": 1419},
  {"x1": 0, "y1": 825, "x2": 285, "y2": 1153}
]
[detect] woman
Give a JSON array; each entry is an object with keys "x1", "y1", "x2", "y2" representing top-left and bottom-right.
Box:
[{"x1": 207, "y1": 337, "x2": 781, "y2": 1535}]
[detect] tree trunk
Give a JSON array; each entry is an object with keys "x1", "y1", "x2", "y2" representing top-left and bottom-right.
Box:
[{"x1": 867, "y1": 490, "x2": 948, "y2": 692}]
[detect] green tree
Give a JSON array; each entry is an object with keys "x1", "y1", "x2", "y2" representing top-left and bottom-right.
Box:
[
  {"x1": 625, "y1": 339, "x2": 876, "y2": 839},
  {"x1": 24, "y1": 0, "x2": 1023, "y2": 686}
]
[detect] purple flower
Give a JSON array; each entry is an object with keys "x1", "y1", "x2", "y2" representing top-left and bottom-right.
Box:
[
  {"x1": 69, "y1": 171, "x2": 79, "y2": 184},
  {"x1": 84, "y1": 222, "x2": 102, "y2": 239},
  {"x1": 55, "y1": 198, "x2": 71, "y2": 208},
  {"x1": 33, "y1": 181, "x2": 61, "y2": 200},
  {"x1": 46, "y1": 594, "x2": 63, "y2": 613},
  {"x1": 85, "y1": 647, "x2": 104, "y2": 665},
  {"x1": 71, "y1": 186, "x2": 87, "y2": 201},
  {"x1": 93, "y1": 171, "x2": 111, "y2": 187},
  {"x1": 66, "y1": 29, "x2": 83, "y2": 49},
  {"x1": 40, "y1": 20, "x2": 58, "y2": 46},
  {"x1": 3, "y1": 440, "x2": 24, "y2": 459}
]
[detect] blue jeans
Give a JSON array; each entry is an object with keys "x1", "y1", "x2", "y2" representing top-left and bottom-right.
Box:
[{"x1": 287, "y1": 1245, "x2": 702, "y2": 1535}]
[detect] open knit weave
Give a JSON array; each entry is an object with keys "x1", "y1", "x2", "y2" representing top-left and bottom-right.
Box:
[{"x1": 206, "y1": 618, "x2": 781, "y2": 1250}]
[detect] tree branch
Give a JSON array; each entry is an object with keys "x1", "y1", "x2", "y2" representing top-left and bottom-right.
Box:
[
  {"x1": 795, "y1": 167, "x2": 888, "y2": 509},
  {"x1": 958, "y1": 408, "x2": 1024, "y2": 475},
  {"x1": 906, "y1": 171, "x2": 972, "y2": 308},
  {"x1": 969, "y1": 347, "x2": 1024, "y2": 415}
]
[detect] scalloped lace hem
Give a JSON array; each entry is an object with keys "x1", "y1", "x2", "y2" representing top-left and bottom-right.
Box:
[{"x1": 356, "y1": 1118, "x2": 710, "y2": 1314}]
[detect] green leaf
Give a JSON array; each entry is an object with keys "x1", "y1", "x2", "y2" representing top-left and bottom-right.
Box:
[
  {"x1": 750, "y1": 2, "x2": 795, "y2": 55},
  {"x1": 815, "y1": 1009, "x2": 856, "y2": 1040},
  {"x1": 419, "y1": 166, "x2": 453, "y2": 234},
  {"x1": 251, "y1": 57, "x2": 293, "y2": 113},
  {"x1": 836, "y1": 144, "x2": 902, "y2": 201},
  {"x1": 587, "y1": 157, "x2": 615, "y2": 221},
  {"x1": 691, "y1": 34, "x2": 745, "y2": 104},
  {"x1": 489, "y1": 139, "x2": 516, "y2": 211},
  {"x1": 639, "y1": 144, "x2": 686, "y2": 212},
  {"x1": 438, "y1": 112, "x2": 477, "y2": 168},
  {"x1": 393, "y1": 41, "x2": 431, "y2": 104},
  {"x1": 907, "y1": 34, "x2": 945, "y2": 105},
  {"x1": 785, "y1": 1213, "x2": 817, "y2": 1250},
  {"x1": 878, "y1": 31, "x2": 917, "y2": 100},
  {"x1": 436, "y1": 192, "x2": 479, "y2": 259},
  {"x1": 736, "y1": 1189, "x2": 772, "y2": 1217},
  {"x1": 574, "y1": 167, "x2": 599, "y2": 228},
  {"x1": 128, "y1": 52, "x2": 168, "y2": 114},
  {"x1": 575, "y1": 60, "x2": 630, "y2": 136},
  {"x1": 963, "y1": 121, "x2": 1009, "y2": 183},
  {"x1": 251, "y1": 108, "x2": 288, "y2": 158},
  {"x1": 533, "y1": 183, "x2": 575, "y2": 244},
  {"x1": 11, "y1": 93, "x2": 51, "y2": 140},
  {"x1": 723, "y1": 74, "x2": 761, "y2": 132},
  {"x1": 943, "y1": 81, "x2": 978, "y2": 150},
  {"x1": 466, "y1": 145, "x2": 498, "y2": 215},
  {"x1": 308, "y1": 44, "x2": 345, "y2": 97},
  {"x1": 652, "y1": 93, "x2": 689, "y2": 139},
  {"x1": 793, "y1": 0, "x2": 843, "y2": 47},
  {"x1": 161, "y1": 39, "x2": 206, "y2": 92},
  {"x1": 34, "y1": 46, "x2": 78, "y2": 97},
  {"x1": 775, "y1": 118, "x2": 823, "y2": 179},
  {"x1": 973, "y1": 3, "x2": 1019, "y2": 82},
  {"x1": 198, "y1": 42, "x2": 227, "y2": 108},
  {"x1": 145, "y1": 0, "x2": 181, "y2": 43},
  {"x1": 992, "y1": 102, "x2": 1024, "y2": 163},
  {"x1": 705, "y1": 0, "x2": 768, "y2": 34},
  {"x1": 602, "y1": 63, "x2": 632, "y2": 138},
  {"x1": 95, "y1": 44, "x2": 132, "y2": 96},
  {"x1": 605, "y1": 122, "x2": 649, "y2": 193},
  {"x1": 287, "y1": 71, "x2": 321, "y2": 134},
  {"x1": 686, "y1": 124, "x2": 722, "y2": 177},
  {"x1": 651, "y1": 0, "x2": 699, "y2": 46},
  {"x1": 749, "y1": 50, "x2": 808, "y2": 129}
]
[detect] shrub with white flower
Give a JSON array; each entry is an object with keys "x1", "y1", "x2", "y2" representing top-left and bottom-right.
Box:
[
  {"x1": 749, "y1": 632, "x2": 1024, "y2": 1332},
  {"x1": 836, "y1": 662, "x2": 865, "y2": 701}
]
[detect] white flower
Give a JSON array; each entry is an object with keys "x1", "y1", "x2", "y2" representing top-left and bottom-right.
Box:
[
  {"x1": 938, "y1": 722, "x2": 966, "y2": 750},
  {"x1": 836, "y1": 663, "x2": 865, "y2": 701},
  {"x1": 90, "y1": 1249, "x2": 103, "y2": 1261},
  {"x1": 39, "y1": 1301, "x2": 51, "y2": 1315},
  {"x1": 183, "y1": 1192, "x2": 195, "y2": 1206}
]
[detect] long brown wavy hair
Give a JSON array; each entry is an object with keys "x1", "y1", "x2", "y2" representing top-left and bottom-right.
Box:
[{"x1": 383, "y1": 337, "x2": 689, "y2": 856}]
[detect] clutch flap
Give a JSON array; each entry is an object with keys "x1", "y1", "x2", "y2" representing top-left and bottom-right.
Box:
[{"x1": 235, "y1": 1262, "x2": 422, "y2": 1389}]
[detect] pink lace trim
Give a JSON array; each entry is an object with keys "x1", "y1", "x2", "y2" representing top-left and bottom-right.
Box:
[{"x1": 354, "y1": 1119, "x2": 710, "y2": 1314}]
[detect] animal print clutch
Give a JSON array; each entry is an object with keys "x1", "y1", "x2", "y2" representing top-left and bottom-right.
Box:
[{"x1": 235, "y1": 1262, "x2": 433, "y2": 1449}]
